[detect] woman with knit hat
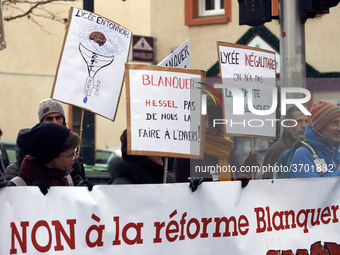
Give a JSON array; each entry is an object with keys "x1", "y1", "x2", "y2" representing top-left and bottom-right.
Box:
[
  {"x1": 7, "y1": 122, "x2": 80, "y2": 194},
  {"x1": 4, "y1": 98, "x2": 87, "y2": 186},
  {"x1": 290, "y1": 101, "x2": 340, "y2": 178}
]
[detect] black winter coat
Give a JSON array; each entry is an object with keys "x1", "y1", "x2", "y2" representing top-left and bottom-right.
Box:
[{"x1": 108, "y1": 156, "x2": 164, "y2": 184}]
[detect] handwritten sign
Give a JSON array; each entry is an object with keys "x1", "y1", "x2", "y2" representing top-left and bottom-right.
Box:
[
  {"x1": 2, "y1": 178, "x2": 340, "y2": 254},
  {"x1": 125, "y1": 64, "x2": 205, "y2": 158},
  {"x1": 217, "y1": 42, "x2": 276, "y2": 138},
  {"x1": 52, "y1": 7, "x2": 132, "y2": 120},
  {"x1": 158, "y1": 39, "x2": 191, "y2": 68}
]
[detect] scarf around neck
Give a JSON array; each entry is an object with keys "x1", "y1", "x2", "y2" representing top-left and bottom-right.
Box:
[
  {"x1": 312, "y1": 128, "x2": 340, "y2": 148},
  {"x1": 19, "y1": 155, "x2": 70, "y2": 186}
]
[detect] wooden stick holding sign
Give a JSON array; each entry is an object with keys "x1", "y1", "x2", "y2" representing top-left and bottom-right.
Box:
[
  {"x1": 50, "y1": 7, "x2": 131, "y2": 168},
  {"x1": 163, "y1": 157, "x2": 168, "y2": 183},
  {"x1": 217, "y1": 42, "x2": 276, "y2": 181},
  {"x1": 157, "y1": 40, "x2": 192, "y2": 182},
  {"x1": 77, "y1": 110, "x2": 85, "y2": 156},
  {"x1": 251, "y1": 137, "x2": 254, "y2": 180},
  {"x1": 52, "y1": 7, "x2": 132, "y2": 121}
]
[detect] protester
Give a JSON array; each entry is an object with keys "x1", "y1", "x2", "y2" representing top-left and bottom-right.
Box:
[
  {"x1": 7, "y1": 123, "x2": 82, "y2": 194},
  {"x1": 262, "y1": 105, "x2": 308, "y2": 178},
  {"x1": 108, "y1": 129, "x2": 164, "y2": 184},
  {"x1": 0, "y1": 128, "x2": 10, "y2": 174},
  {"x1": 38, "y1": 98, "x2": 67, "y2": 125},
  {"x1": 289, "y1": 101, "x2": 340, "y2": 178},
  {"x1": 4, "y1": 98, "x2": 87, "y2": 185},
  {"x1": 0, "y1": 128, "x2": 10, "y2": 187},
  {"x1": 173, "y1": 99, "x2": 258, "y2": 189},
  {"x1": 4, "y1": 128, "x2": 30, "y2": 183}
]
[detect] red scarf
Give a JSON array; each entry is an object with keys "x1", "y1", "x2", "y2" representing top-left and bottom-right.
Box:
[{"x1": 19, "y1": 155, "x2": 70, "y2": 186}]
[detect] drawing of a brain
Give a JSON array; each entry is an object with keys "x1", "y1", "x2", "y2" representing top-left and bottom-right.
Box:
[
  {"x1": 76, "y1": 25, "x2": 125, "y2": 57},
  {"x1": 89, "y1": 31, "x2": 106, "y2": 46}
]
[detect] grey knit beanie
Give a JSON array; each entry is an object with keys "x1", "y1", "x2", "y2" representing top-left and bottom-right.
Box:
[{"x1": 38, "y1": 98, "x2": 65, "y2": 122}]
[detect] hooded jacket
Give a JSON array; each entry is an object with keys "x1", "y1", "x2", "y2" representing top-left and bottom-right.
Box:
[{"x1": 290, "y1": 124, "x2": 340, "y2": 178}]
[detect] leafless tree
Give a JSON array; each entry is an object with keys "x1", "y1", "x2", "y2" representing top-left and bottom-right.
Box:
[{"x1": 2, "y1": 0, "x2": 79, "y2": 24}]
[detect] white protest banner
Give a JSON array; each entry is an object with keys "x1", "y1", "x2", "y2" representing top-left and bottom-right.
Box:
[
  {"x1": 52, "y1": 8, "x2": 132, "y2": 120},
  {"x1": 125, "y1": 64, "x2": 204, "y2": 158},
  {"x1": 2, "y1": 177, "x2": 340, "y2": 254},
  {"x1": 158, "y1": 39, "x2": 191, "y2": 68},
  {"x1": 217, "y1": 42, "x2": 276, "y2": 138}
]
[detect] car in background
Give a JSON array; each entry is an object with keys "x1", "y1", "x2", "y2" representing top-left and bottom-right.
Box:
[
  {"x1": 93, "y1": 146, "x2": 122, "y2": 172},
  {"x1": 0, "y1": 140, "x2": 16, "y2": 164}
]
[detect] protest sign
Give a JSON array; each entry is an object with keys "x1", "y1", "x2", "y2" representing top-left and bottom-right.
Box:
[
  {"x1": 2, "y1": 177, "x2": 340, "y2": 254},
  {"x1": 217, "y1": 42, "x2": 276, "y2": 138},
  {"x1": 52, "y1": 7, "x2": 132, "y2": 120},
  {"x1": 125, "y1": 64, "x2": 205, "y2": 158},
  {"x1": 158, "y1": 39, "x2": 191, "y2": 68},
  {"x1": 0, "y1": 0, "x2": 5, "y2": 50}
]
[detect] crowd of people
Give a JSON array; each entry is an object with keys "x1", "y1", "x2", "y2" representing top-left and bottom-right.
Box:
[
  {"x1": 1, "y1": 98, "x2": 340, "y2": 194},
  {"x1": 0, "y1": 98, "x2": 90, "y2": 193}
]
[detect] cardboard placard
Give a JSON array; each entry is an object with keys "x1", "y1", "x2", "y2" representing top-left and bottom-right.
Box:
[
  {"x1": 125, "y1": 64, "x2": 205, "y2": 158},
  {"x1": 52, "y1": 7, "x2": 132, "y2": 120},
  {"x1": 217, "y1": 42, "x2": 277, "y2": 138},
  {"x1": 158, "y1": 39, "x2": 191, "y2": 69}
]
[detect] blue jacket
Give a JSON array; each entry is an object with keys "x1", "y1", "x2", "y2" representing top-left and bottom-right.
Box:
[{"x1": 290, "y1": 124, "x2": 340, "y2": 178}]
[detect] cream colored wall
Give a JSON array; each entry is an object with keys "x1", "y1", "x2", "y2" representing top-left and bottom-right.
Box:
[
  {"x1": 1, "y1": 0, "x2": 339, "y2": 147},
  {"x1": 0, "y1": 1, "x2": 151, "y2": 149},
  {"x1": 96, "y1": 1, "x2": 151, "y2": 36},
  {"x1": 0, "y1": 1, "x2": 81, "y2": 141},
  {"x1": 151, "y1": 0, "x2": 280, "y2": 71}
]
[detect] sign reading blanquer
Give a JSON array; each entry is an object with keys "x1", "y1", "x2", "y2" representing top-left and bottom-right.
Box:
[
  {"x1": 132, "y1": 35, "x2": 154, "y2": 62},
  {"x1": 125, "y1": 64, "x2": 205, "y2": 159}
]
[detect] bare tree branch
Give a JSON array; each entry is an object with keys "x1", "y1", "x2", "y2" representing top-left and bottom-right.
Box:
[{"x1": 3, "y1": 0, "x2": 78, "y2": 23}]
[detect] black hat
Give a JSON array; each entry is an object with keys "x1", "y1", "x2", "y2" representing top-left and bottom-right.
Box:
[{"x1": 18, "y1": 123, "x2": 70, "y2": 164}]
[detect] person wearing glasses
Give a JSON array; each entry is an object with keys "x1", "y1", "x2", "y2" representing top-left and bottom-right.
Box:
[
  {"x1": 7, "y1": 123, "x2": 80, "y2": 194},
  {"x1": 4, "y1": 98, "x2": 87, "y2": 186}
]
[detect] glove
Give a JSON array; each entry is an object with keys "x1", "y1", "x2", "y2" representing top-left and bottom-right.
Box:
[
  {"x1": 71, "y1": 174, "x2": 83, "y2": 186},
  {"x1": 243, "y1": 152, "x2": 259, "y2": 167},
  {"x1": 71, "y1": 156, "x2": 86, "y2": 186},
  {"x1": 188, "y1": 177, "x2": 204, "y2": 192},
  {"x1": 236, "y1": 173, "x2": 250, "y2": 188},
  {"x1": 32, "y1": 177, "x2": 50, "y2": 195},
  {"x1": 77, "y1": 178, "x2": 94, "y2": 191}
]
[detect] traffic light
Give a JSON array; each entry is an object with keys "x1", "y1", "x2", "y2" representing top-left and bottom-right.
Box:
[
  {"x1": 301, "y1": 0, "x2": 340, "y2": 20},
  {"x1": 238, "y1": 0, "x2": 272, "y2": 26}
]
